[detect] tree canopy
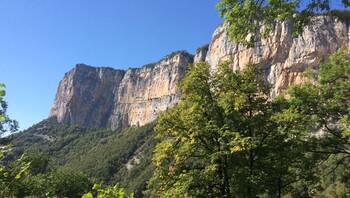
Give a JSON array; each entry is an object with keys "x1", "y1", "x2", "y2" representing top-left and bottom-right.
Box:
[
  {"x1": 146, "y1": 62, "x2": 317, "y2": 197},
  {"x1": 147, "y1": 48, "x2": 350, "y2": 197},
  {"x1": 217, "y1": 0, "x2": 350, "y2": 45}
]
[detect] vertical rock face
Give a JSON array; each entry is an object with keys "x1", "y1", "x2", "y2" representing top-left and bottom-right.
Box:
[
  {"x1": 50, "y1": 65, "x2": 125, "y2": 128},
  {"x1": 50, "y1": 51, "x2": 193, "y2": 130},
  {"x1": 51, "y1": 16, "x2": 350, "y2": 130},
  {"x1": 108, "y1": 51, "x2": 192, "y2": 129},
  {"x1": 194, "y1": 44, "x2": 209, "y2": 63},
  {"x1": 204, "y1": 16, "x2": 349, "y2": 97}
]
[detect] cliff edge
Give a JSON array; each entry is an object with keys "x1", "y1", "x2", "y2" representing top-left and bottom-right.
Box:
[{"x1": 50, "y1": 51, "x2": 193, "y2": 130}]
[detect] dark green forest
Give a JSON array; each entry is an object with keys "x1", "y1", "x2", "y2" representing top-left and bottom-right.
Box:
[{"x1": 2, "y1": 118, "x2": 156, "y2": 197}]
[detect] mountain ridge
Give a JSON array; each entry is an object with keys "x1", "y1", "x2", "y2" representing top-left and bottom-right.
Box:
[
  {"x1": 50, "y1": 51, "x2": 193, "y2": 130},
  {"x1": 51, "y1": 15, "x2": 350, "y2": 130}
]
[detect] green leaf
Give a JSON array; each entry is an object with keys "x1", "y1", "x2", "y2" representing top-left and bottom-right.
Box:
[
  {"x1": 0, "y1": 115, "x2": 6, "y2": 122},
  {"x1": 0, "y1": 90, "x2": 5, "y2": 97},
  {"x1": 82, "y1": 192, "x2": 93, "y2": 198},
  {"x1": 15, "y1": 173, "x2": 21, "y2": 179}
]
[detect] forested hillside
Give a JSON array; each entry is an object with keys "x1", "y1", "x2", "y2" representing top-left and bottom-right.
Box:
[{"x1": 5, "y1": 118, "x2": 157, "y2": 197}]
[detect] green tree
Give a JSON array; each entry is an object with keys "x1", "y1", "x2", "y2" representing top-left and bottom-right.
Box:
[
  {"x1": 281, "y1": 49, "x2": 350, "y2": 157},
  {"x1": 216, "y1": 0, "x2": 350, "y2": 45},
  {"x1": 0, "y1": 83, "x2": 18, "y2": 136},
  {"x1": 146, "y1": 62, "x2": 312, "y2": 197},
  {"x1": 0, "y1": 84, "x2": 22, "y2": 198},
  {"x1": 278, "y1": 49, "x2": 350, "y2": 196},
  {"x1": 46, "y1": 168, "x2": 92, "y2": 198},
  {"x1": 0, "y1": 154, "x2": 30, "y2": 198},
  {"x1": 82, "y1": 183, "x2": 134, "y2": 198}
]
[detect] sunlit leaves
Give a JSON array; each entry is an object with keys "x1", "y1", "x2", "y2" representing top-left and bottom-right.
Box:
[
  {"x1": 216, "y1": 0, "x2": 350, "y2": 46},
  {"x1": 82, "y1": 183, "x2": 134, "y2": 198},
  {"x1": 147, "y1": 61, "x2": 290, "y2": 197}
]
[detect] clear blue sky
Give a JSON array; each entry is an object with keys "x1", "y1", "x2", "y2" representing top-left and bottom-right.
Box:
[{"x1": 0, "y1": 1, "x2": 222, "y2": 131}]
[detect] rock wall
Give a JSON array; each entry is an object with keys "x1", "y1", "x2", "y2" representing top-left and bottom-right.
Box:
[
  {"x1": 50, "y1": 51, "x2": 193, "y2": 130},
  {"x1": 204, "y1": 16, "x2": 349, "y2": 97},
  {"x1": 51, "y1": 16, "x2": 350, "y2": 130}
]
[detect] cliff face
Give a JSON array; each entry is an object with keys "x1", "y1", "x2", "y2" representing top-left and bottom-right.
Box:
[
  {"x1": 50, "y1": 51, "x2": 193, "y2": 130},
  {"x1": 51, "y1": 16, "x2": 350, "y2": 130},
  {"x1": 204, "y1": 16, "x2": 349, "y2": 97}
]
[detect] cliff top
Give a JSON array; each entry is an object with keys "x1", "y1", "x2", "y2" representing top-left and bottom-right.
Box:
[{"x1": 72, "y1": 51, "x2": 194, "y2": 73}]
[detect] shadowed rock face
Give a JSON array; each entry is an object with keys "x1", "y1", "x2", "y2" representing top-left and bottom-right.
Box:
[
  {"x1": 51, "y1": 16, "x2": 350, "y2": 130},
  {"x1": 203, "y1": 16, "x2": 349, "y2": 97},
  {"x1": 50, "y1": 51, "x2": 193, "y2": 130}
]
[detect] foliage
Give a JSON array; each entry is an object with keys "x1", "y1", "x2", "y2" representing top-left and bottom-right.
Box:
[
  {"x1": 216, "y1": 0, "x2": 350, "y2": 46},
  {"x1": 0, "y1": 154, "x2": 30, "y2": 198},
  {"x1": 147, "y1": 62, "x2": 316, "y2": 197},
  {"x1": 0, "y1": 151, "x2": 92, "y2": 198},
  {"x1": 7, "y1": 118, "x2": 157, "y2": 196},
  {"x1": 276, "y1": 48, "x2": 350, "y2": 196},
  {"x1": 0, "y1": 83, "x2": 18, "y2": 137},
  {"x1": 281, "y1": 49, "x2": 350, "y2": 156},
  {"x1": 83, "y1": 183, "x2": 134, "y2": 198},
  {"x1": 0, "y1": 83, "x2": 23, "y2": 197}
]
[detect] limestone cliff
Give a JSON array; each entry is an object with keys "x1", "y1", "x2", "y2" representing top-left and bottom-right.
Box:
[
  {"x1": 51, "y1": 16, "x2": 349, "y2": 130},
  {"x1": 203, "y1": 16, "x2": 349, "y2": 97},
  {"x1": 50, "y1": 51, "x2": 193, "y2": 130}
]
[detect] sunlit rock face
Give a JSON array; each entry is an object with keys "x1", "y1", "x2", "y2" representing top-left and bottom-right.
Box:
[
  {"x1": 50, "y1": 51, "x2": 193, "y2": 130},
  {"x1": 205, "y1": 16, "x2": 349, "y2": 97},
  {"x1": 51, "y1": 16, "x2": 349, "y2": 130}
]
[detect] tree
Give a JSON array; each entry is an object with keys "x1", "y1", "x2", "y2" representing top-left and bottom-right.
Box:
[
  {"x1": 82, "y1": 183, "x2": 134, "y2": 198},
  {"x1": 45, "y1": 168, "x2": 92, "y2": 198},
  {"x1": 281, "y1": 49, "x2": 350, "y2": 157},
  {"x1": 0, "y1": 84, "x2": 22, "y2": 197},
  {"x1": 146, "y1": 62, "x2": 230, "y2": 197},
  {"x1": 0, "y1": 83, "x2": 18, "y2": 137},
  {"x1": 277, "y1": 49, "x2": 350, "y2": 196},
  {"x1": 216, "y1": 0, "x2": 350, "y2": 45},
  {"x1": 146, "y1": 62, "x2": 313, "y2": 197}
]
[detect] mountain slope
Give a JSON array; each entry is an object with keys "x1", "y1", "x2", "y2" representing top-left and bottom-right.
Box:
[{"x1": 8, "y1": 118, "x2": 157, "y2": 196}]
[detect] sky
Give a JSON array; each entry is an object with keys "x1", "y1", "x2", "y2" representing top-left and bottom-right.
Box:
[{"x1": 0, "y1": 0, "x2": 223, "y2": 131}]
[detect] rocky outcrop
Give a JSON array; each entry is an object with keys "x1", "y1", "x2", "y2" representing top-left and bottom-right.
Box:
[
  {"x1": 51, "y1": 16, "x2": 350, "y2": 130},
  {"x1": 50, "y1": 51, "x2": 193, "y2": 130},
  {"x1": 194, "y1": 44, "x2": 209, "y2": 63},
  {"x1": 204, "y1": 16, "x2": 349, "y2": 97}
]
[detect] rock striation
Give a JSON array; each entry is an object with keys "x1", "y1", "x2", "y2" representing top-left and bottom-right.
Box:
[
  {"x1": 50, "y1": 51, "x2": 193, "y2": 130},
  {"x1": 203, "y1": 16, "x2": 349, "y2": 97},
  {"x1": 51, "y1": 16, "x2": 350, "y2": 130}
]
